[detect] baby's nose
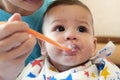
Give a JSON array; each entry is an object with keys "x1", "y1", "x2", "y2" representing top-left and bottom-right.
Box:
[{"x1": 65, "y1": 36, "x2": 77, "y2": 40}]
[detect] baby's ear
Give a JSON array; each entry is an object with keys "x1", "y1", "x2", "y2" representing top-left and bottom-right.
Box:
[
  {"x1": 38, "y1": 40, "x2": 47, "y2": 56},
  {"x1": 92, "y1": 37, "x2": 97, "y2": 56}
]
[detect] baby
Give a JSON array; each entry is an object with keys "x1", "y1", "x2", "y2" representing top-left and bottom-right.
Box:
[{"x1": 17, "y1": 0, "x2": 120, "y2": 80}]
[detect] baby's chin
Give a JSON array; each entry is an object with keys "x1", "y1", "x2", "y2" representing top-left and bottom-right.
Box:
[
  {"x1": 63, "y1": 59, "x2": 90, "y2": 67},
  {"x1": 60, "y1": 61, "x2": 81, "y2": 67}
]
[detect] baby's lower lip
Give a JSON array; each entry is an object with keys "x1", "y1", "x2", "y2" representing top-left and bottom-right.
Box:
[
  {"x1": 62, "y1": 44, "x2": 79, "y2": 55},
  {"x1": 65, "y1": 48, "x2": 78, "y2": 56}
]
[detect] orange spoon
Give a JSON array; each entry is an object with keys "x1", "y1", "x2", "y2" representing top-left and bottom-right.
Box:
[
  {"x1": 0, "y1": 22, "x2": 71, "y2": 51},
  {"x1": 26, "y1": 28, "x2": 71, "y2": 51}
]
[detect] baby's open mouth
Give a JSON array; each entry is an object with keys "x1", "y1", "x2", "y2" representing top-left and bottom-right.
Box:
[{"x1": 65, "y1": 44, "x2": 79, "y2": 55}]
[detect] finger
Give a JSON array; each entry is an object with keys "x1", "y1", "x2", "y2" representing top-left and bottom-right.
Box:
[
  {"x1": 0, "y1": 32, "x2": 29, "y2": 52},
  {"x1": 11, "y1": 50, "x2": 32, "y2": 65},
  {"x1": 8, "y1": 13, "x2": 22, "y2": 22},
  {"x1": 0, "y1": 35, "x2": 36, "y2": 61},
  {"x1": 0, "y1": 21, "x2": 29, "y2": 39}
]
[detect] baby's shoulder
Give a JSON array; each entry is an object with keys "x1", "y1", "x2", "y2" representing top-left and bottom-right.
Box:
[
  {"x1": 103, "y1": 58, "x2": 120, "y2": 70},
  {"x1": 17, "y1": 56, "x2": 45, "y2": 80},
  {"x1": 31, "y1": 56, "x2": 45, "y2": 66},
  {"x1": 97, "y1": 58, "x2": 120, "y2": 79}
]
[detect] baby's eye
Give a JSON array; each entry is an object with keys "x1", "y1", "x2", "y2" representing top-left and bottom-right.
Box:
[
  {"x1": 56, "y1": 25, "x2": 65, "y2": 32},
  {"x1": 78, "y1": 26, "x2": 87, "y2": 32}
]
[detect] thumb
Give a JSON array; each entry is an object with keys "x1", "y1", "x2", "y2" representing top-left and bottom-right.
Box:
[{"x1": 8, "y1": 13, "x2": 22, "y2": 22}]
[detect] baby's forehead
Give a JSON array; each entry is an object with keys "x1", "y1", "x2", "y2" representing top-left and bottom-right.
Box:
[
  {"x1": 45, "y1": 3, "x2": 93, "y2": 22},
  {"x1": 44, "y1": 4, "x2": 93, "y2": 24},
  {"x1": 44, "y1": 0, "x2": 92, "y2": 17},
  {"x1": 47, "y1": 4, "x2": 91, "y2": 14}
]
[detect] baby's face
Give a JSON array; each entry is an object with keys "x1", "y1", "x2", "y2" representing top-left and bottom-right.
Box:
[{"x1": 42, "y1": 5, "x2": 97, "y2": 71}]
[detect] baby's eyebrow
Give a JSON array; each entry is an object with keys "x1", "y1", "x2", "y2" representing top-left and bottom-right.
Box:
[
  {"x1": 51, "y1": 19, "x2": 66, "y2": 24},
  {"x1": 74, "y1": 19, "x2": 90, "y2": 24}
]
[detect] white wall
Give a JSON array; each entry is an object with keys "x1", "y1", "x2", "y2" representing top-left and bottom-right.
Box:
[{"x1": 81, "y1": 0, "x2": 120, "y2": 37}]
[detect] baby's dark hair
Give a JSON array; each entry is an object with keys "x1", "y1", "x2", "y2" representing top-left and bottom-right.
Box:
[{"x1": 43, "y1": 0, "x2": 94, "y2": 34}]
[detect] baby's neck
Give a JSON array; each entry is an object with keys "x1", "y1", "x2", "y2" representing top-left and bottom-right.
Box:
[{"x1": 48, "y1": 57, "x2": 90, "y2": 72}]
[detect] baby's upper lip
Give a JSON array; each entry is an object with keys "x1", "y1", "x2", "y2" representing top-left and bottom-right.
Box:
[
  {"x1": 68, "y1": 44, "x2": 79, "y2": 49},
  {"x1": 65, "y1": 44, "x2": 79, "y2": 54}
]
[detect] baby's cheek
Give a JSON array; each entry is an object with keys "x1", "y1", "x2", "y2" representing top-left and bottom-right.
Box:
[{"x1": 46, "y1": 43, "x2": 57, "y2": 52}]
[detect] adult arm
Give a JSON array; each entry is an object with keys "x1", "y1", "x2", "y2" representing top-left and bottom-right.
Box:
[{"x1": 0, "y1": 13, "x2": 36, "y2": 80}]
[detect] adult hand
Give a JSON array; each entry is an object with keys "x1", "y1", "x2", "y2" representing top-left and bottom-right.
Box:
[{"x1": 0, "y1": 13, "x2": 36, "y2": 80}]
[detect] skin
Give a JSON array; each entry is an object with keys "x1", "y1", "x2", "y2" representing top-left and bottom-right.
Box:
[
  {"x1": 0, "y1": 0, "x2": 44, "y2": 15},
  {"x1": 40, "y1": 5, "x2": 97, "y2": 72},
  {"x1": 0, "y1": 0, "x2": 44, "y2": 80}
]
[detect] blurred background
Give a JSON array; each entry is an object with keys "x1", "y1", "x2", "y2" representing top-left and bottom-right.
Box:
[
  {"x1": 81, "y1": 0, "x2": 120, "y2": 37},
  {"x1": 81, "y1": 0, "x2": 120, "y2": 67}
]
